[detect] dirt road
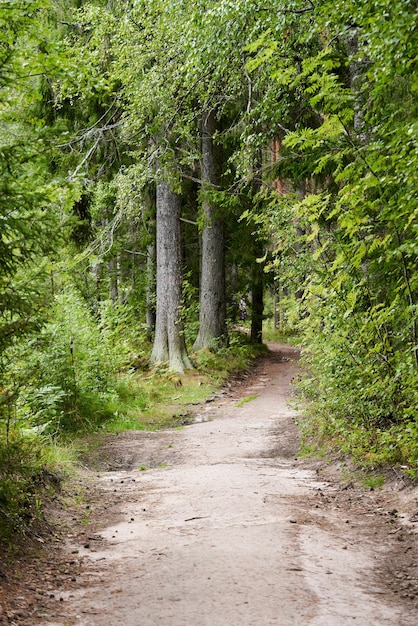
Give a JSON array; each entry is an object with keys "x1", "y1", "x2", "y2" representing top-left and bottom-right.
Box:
[{"x1": 2, "y1": 343, "x2": 417, "y2": 625}]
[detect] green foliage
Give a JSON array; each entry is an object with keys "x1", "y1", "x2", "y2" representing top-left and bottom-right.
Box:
[
  {"x1": 360, "y1": 473, "x2": 385, "y2": 490},
  {"x1": 3, "y1": 288, "x2": 118, "y2": 434},
  {"x1": 299, "y1": 392, "x2": 418, "y2": 477},
  {"x1": 236, "y1": 395, "x2": 258, "y2": 408},
  {"x1": 193, "y1": 332, "x2": 266, "y2": 381},
  {"x1": 0, "y1": 0, "x2": 79, "y2": 541},
  {"x1": 248, "y1": 0, "x2": 418, "y2": 473},
  {"x1": 0, "y1": 0, "x2": 65, "y2": 355},
  {"x1": 2, "y1": 0, "x2": 417, "y2": 540},
  {"x1": 98, "y1": 298, "x2": 151, "y2": 366},
  {"x1": 0, "y1": 435, "x2": 53, "y2": 538}
]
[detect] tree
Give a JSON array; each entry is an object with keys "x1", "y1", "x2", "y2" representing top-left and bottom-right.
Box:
[
  {"x1": 0, "y1": 0, "x2": 73, "y2": 539},
  {"x1": 183, "y1": 0, "x2": 274, "y2": 345},
  {"x1": 193, "y1": 110, "x2": 227, "y2": 350},
  {"x1": 150, "y1": 179, "x2": 192, "y2": 372}
]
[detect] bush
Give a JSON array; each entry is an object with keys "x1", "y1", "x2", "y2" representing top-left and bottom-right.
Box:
[
  {"x1": 2, "y1": 287, "x2": 118, "y2": 434},
  {"x1": 297, "y1": 303, "x2": 418, "y2": 477},
  {"x1": 0, "y1": 436, "x2": 53, "y2": 538}
]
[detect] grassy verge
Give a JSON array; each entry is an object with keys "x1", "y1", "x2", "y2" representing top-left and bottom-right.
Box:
[{"x1": 101, "y1": 333, "x2": 265, "y2": 433}]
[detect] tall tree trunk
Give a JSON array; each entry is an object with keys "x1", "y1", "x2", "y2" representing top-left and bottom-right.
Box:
[
  {"x1": 193, "y1": 110, "x2": 227, "y2": 351},
  {"x1": 145, "y1": 239, "x2": 156, "y2": 338},
  {"x1": 250, "y1": 251, "x2": 264, "y2": 344},
  {"x1": 142, "y1": 184, "x2": 156, "y2": 338},
  {"x1": 273, "y1": 283, "x2": 279, "y2": 330},
  {"x1": 108, "y1": 257, "x2": 119, "y2": 304},
  {"x1": 346, "y1": 29, "x2": 368, "y2": 142},
  {"x1": 250, "y1": 150, "x2": 264, "y2": 344},
  {"x1": 150, "y1": 180, "x2": 191, "y2": 372}
]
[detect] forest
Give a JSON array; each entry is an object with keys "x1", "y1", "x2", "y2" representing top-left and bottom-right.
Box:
[{"x1": 0, "y1": 0, "x2": 417, "y2": 540}]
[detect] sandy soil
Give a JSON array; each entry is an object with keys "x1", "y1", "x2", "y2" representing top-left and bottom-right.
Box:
[{"x1": 1, "y1": 342, "x2": 417, "y2": 625}]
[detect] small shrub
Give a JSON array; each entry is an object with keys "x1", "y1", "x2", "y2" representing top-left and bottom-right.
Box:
[
  {"x1": 3, "y1": 287, "x2": 118, "y2": 434},
  {"x1": 0, "y1": 436, "x2": 55, "y2": 538}
]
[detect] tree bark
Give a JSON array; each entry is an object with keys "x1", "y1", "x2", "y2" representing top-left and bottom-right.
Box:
[
  {"x1": 108, "y1": 257, "x2": 119, "y2": 304},
  {"x1": 145, "y1": 239, "x2": 156, "y2": 337},
  {"x1": 250, "y1": 250, "x2": 264, "y2": 344},
  {"x1": 250, "y1": 150, "x2": 264, "y2": 344},
  {"x1": 193, "y1": 110, "x2": 227, "y2": 351},
  {"x1": 150, "y1": 180, "x2": 191, "y2": 372},
  {"x1": 346, "y1": 29, "x2": 369, "y2": 142}
]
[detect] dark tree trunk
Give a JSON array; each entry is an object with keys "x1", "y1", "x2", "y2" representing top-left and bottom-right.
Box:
[
  {"x1": 145, "y1": 240, "x2": 156, "y2": 337},
  {"x1": 250, "y1": 150, "x2": 264, "y2": 344},
  {"x1": 250, "y1": 251, "x2": 264, "y2": 344},
  {"x1": 141, "y1": 185, "x2": 157, "y2": 337},
  {"x1": 193, "y1": 110, "x2": 227, "y2": 351},
  {"x1": 150, "y1": 180, "x2": 191, "y2": 372},
  {"x1": 108, "y1": 257, "x2": 119, "y2": 304},
  {"x1": 273, "y1": 283, "x2": 279, "y2": 329}
]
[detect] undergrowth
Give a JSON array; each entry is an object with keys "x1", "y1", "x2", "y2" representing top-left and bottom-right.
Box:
[
  {"x1": 101, "y1": 331, "x2": 264, "y2": 432},
  {"x1": 0, "y1": 436, "x2": 62, "y2": 543},
  {"x1": 262, "y1": 324, "x2": 301, "y2": 346},
  {"x1": 297, "y1": 373, "x2": 418, "y2": 481},
  {"x1": 292, "y1": 298, "x2": 418, "y2": 481}
]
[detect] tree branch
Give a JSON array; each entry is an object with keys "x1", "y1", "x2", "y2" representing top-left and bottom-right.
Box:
[
  {"x1": 68, "y1": 137, "x2": 101, "y2": 181},
  {"x1": 56, "y1": 98, "x2": 119, "y2": 148},
  {"x1": 243, "y1": 58, "x2": 253, "y2": 115},
  {"x1": 180, "y1": 217, "x2": 198, "y2": 226}
]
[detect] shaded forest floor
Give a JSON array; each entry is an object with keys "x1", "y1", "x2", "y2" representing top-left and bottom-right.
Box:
[{"x1": 0, "y1": 343, "x2": 417, "y2": 624}]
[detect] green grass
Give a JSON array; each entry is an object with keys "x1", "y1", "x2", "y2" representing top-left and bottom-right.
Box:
[
  {"x1": 103, "y1": 334, "x2": 264, "y2": 433},
  {"x1": 0, "y1": 434, "x2": 67, "y2": 542},
  {"x1": 361, "y1": 474, "x2": 385, "y2": 490},
  {"x1": 262, "y1": 321, "x2": 301, "y2": 345},
  {"x1": 105, "y1": 368, "x2": 217, "y2": 432},
  {"x1": 236, "y1": 394, "x2": 258, "y2": 408}
]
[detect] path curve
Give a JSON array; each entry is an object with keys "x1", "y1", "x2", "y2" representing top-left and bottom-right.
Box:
[{"x1": 30, "y1": 343, "x2": 417, "y2": 625}]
